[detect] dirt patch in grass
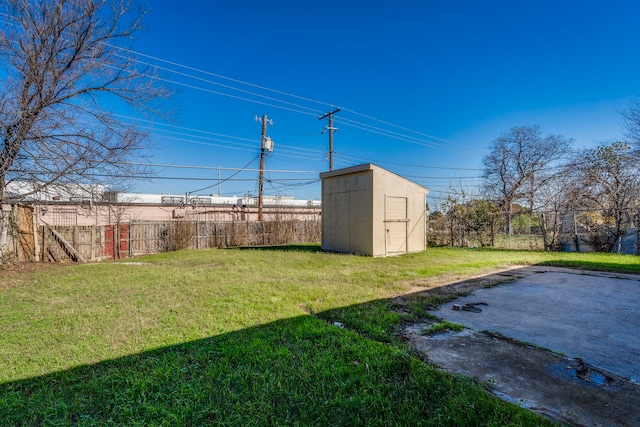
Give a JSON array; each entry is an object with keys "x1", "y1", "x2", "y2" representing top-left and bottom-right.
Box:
[
  {"x1": 0, "y1": 262, "x2": 62, "y2": 290},
  {"x1": 0, "y1": 261, "x2": 55, "y2": 274},
  {"x1": 396, "y1": 265, "x2": 540, "y2": 297},
  {"x1": 399, "y1": 266, "x2": 640, "y2": 427}
]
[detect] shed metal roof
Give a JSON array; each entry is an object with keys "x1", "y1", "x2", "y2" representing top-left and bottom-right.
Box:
[{"x1": 319, "y1": 163, "x2": 429, "y2": 193}]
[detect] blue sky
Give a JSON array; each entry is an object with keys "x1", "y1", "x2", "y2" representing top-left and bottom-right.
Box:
[{"x1": 126, "y1": 1, "x2": 640, "y2": 206}]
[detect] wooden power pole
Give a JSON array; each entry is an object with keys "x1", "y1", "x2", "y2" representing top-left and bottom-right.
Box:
[
  {"x1": 255, "y1": 115, "x2": 273, "y2": 221},
  {"x1": 319, "y1": 107, "x2": 340, "y2": 171}
]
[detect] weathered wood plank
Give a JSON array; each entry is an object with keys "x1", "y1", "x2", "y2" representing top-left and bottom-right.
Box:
[{"x1": 47, "y1": 226, "x2": 87, "y2": 263}]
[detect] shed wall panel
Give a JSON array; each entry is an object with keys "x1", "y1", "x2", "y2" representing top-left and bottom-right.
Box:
[
  {"x1": 321, "y1": 170, "x2": 375, "y2": 255},
  {"x1": 348, "y1": 189, "x2": 373, "y2": 254},
  {"x1": 330, "y1": 192, "x2": 350, "y2": 251},
  {"x1": 372, "y1": 167, "x2": 426, "y2": 256}
]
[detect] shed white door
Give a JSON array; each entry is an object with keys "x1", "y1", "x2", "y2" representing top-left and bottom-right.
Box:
[{"x1": 384, "y1": 196, "x2": 408, "y2": 256}]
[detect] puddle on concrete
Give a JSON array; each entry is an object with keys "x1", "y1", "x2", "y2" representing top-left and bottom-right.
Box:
[{"x1": 552, "y1": 360, "x2": 617, "y2": 387}]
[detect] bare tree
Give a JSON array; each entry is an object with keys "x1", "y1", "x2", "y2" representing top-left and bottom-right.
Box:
[
  {"x1": 621, "y1": 97, "x2": 640, "y2": 156},
  {"x1": 482, "y1": 125, "x2": 573, "y2": 239},
  {"x1": 441, "y1": 185, "x2": 470, "y2": 248},
  {"x1": 536, "y1": 167, "x2": 573, "y2": 251},
  {"x1": 564, "y1": 141, "x2": 639, "y2": 252},
  {"x1": 0, "y1": 0, "x2": 167, "y2": 205}
]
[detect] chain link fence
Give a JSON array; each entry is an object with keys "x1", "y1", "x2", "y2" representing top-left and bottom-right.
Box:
[{"x1": 428, "y1": 209, "x2": 639, "y2": 254}]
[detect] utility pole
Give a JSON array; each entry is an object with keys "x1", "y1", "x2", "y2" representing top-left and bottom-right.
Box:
[
  {"x1": 319, "y1": 107, "x2": 340, "y2": 171},
  {"x1": 254, "y1": 115, "x2": 274, "y2": 221}
]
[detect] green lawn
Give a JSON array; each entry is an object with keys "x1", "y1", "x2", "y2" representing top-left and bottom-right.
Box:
[{"x1": 1, "y1": 246, "x2": 638, "y2": 425}]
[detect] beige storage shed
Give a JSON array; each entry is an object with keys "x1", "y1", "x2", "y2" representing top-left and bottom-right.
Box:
[{"x1": 320, "y1": 163, "x2": 429, "y2": 257}]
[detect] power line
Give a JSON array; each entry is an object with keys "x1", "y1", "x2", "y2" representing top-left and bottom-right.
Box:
[
  {"x1": 153, "y1": 133, "x2": 326, "y2": 163},
  {"x1": 333, "y1": 152, "x2": 483, "y2": 171},
  {"x1": 340, "y1": 107, "x2": 466, "y2": 148},
  {"x1": 9, "y1": 168, "x2": 318, "y2": 184},
  {"x1": 138, "y1": 72, "x2": 321, "y2": 117},
  {"x1": 333, "y1": 117, "x2": 455, "y2": 151},
  {"x1": 145, "y1": 53, "x2": 460, "y2": 150},
  {"x1": 123, "y1": 56, "x2": 326, "y2": 116},
  {"x1": 109, "y1": 45, "x2": 337, "y2": 108},
  {"x1": 152, "y1": 134, "x2": 257, "y2": 154},
  {"x1": 117, "y1": 113, "x2": 328, "y2": 157},
  {"x1": 188, "y1": 155, "x2": 260, "y2": 194},
  {"x1": 114, "y1": 114, "x2": 257, "y2": 142},
  {"x1": 4, "y1": 17, "x2": 469, "y2": 158},
  {"x1": 2, "y1": 24, "x2": 491, "y2": 199},
  {"x1": 119, "y1": 161, "x2": 319, "y2": 174},
  {"x1": 152, "y1": 130, "x2": 257, "y2": 150},
  {"x1": 110, "y1": 47, "x2": 466, "y2": 153}
]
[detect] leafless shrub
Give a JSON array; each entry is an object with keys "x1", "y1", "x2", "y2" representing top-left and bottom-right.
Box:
[{"x1": 161, "y1": 221, "x2": 195, "y2": 252}]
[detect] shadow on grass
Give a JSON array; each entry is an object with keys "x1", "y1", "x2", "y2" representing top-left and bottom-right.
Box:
[
  {"x1": 16, "y1": 260, "x2": 633, "y2": 425},
  {"x1": 3, "y1": 254, "x2": 636, "y2": 425},
  {"x1": 0, "y1": 313, "x2": 547, "y2": 426}
]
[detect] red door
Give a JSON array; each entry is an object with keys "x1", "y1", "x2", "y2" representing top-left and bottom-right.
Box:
[
  {"x1": 103, "y1": 224, "x2": 129, "y2": 259},
  {"x1": 104, "y1": 225, "x2": 114, "y2": 258},
  {"x1": 118, "y1": 224, "x2": 129, "y2": 257}
]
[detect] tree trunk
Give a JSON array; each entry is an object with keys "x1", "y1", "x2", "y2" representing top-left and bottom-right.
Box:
[{"x1": 540, "y1": 212, "x2": 549, "y2": 251}]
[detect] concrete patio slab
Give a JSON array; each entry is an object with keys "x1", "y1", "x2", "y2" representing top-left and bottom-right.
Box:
[{"x1": 430, "y1": 270, "x2": 640, "y2": 383}]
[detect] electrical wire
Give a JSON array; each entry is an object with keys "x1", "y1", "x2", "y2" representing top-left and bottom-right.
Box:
[
  {"x1": 333, "y1": 152, "x2": 483, "y2": 171},
  {"x1": 340, "y1": 107, "x2": 466, "y2": 148},
  {"x1": 116, "y1": 114, "x2": 328, "y2": 165},
  {"x1": 333, "y1": 116, "x2": 453, "y2": 151},
  {"x1": 114, "y1": 114, "x2": 258, "y2": 143},
  {"x1": 127, "y1": 47, "x2": 466, "y2": 152},
  {"x1": 153, "y1": 133, "x2": 326, "y2": 163},
  {"x1": 188, "y1": 155, "x2": 260, "y2": 194},
  {"x1": 119, "y1": 161, "x2": 319, "y2": 174},
  {"x1": 2, "y1": 15, "x2": 499, "y2": 199},
  {"x1": 115, "y1": 113, "x2": 328, "y2": 158},
  {"x1": 122, "y1": 56, "x2": 326, "y2": 116},
  {"x1": 109, "y1": 44, "x2": 338, "y2": 108},
  {"x1": 143, "y1": 73, "x2": 321, "y2": 117},
  {"x1": 107, "y1": 47, "x2": 467, "y2": 153},
  {"x1": 3, "y1": 15, "x2": 469, "y2": 157}
]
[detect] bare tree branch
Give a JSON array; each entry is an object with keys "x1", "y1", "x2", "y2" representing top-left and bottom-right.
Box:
[
  {"x1": 563, "y1": 141, "x2": 639, "y2": 252},
  {"x1": 621, "y1": 97, "x2": 640, "y2": 156},
  {"x1": 482, "y1": 124, "x2": 574, "y2": 236},
  {"x1": 0, "y1": 0, "x2": 169, "y2": 203}
]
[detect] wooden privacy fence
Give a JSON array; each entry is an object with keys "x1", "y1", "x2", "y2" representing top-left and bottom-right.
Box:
[
  {"x1": 1, "y1": 204, "x2": 36, "y2": 263},
  {"x1": 40, "y1": 225, "x2": 102, "y2": 262},
  {"x1": 130, "y1": 219, "x2": 321, "y2": 255},
  {"x1": 32, "y1": 219, "x2": 322, "y2": 262}
]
